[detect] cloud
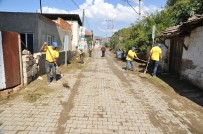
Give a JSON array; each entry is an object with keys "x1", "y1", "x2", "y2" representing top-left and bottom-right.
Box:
[
  {"x1": 38, "y1": 0, "x2": 162, "y2": 36},
  {"x1": 38, "y1": 6, "x2": 68, "y2": 14}
]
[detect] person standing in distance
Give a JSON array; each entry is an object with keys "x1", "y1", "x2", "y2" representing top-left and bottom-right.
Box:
[
  {"x1": 125, "y1": 47, "x2": 139, "y2": 71},
  {"x1": 40, "y1": 42, "x2": 59, "y2": 84},
  {"x1": 101, "y1": 45, "x2": 106, "y2": 57},
  {"x1": 150, "y1": 43, "x2": 162, "y2": 77}
]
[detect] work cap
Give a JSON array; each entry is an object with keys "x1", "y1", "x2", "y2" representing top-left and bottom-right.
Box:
[
  {"x1": 156, "y1": 43, "x2": 162, "y2": 47},
  {"x1": 52, "y1": 42, "x2": 58, "y2": 48},
  {"x1": 132, "y1": 47, "x2": 136, "y2": 50}
]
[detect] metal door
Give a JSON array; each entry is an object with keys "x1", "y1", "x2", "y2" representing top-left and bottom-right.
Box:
[{"x1": 2, "y1": 31, "x2": 21, "y2": 89}]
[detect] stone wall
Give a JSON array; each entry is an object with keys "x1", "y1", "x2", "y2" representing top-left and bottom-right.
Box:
[
  {"x1": 22, "y1": 49, "x2": 76, "y2": 85},
  {"x1": 181, "y1": 26, "x2": 203, "y2": 89},
  {"x1": 22, "y1": 50, "x2": 39, "y2": 85}
]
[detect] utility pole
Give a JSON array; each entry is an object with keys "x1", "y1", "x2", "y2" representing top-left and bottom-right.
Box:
[
  {"x1": 139, "y1": 0, "x2": 141, "y2": 20},
  {"x1": 80, "y1": 9, "x2": 85, "y2": 36},
  {"x1": 125, "y1": 0, "x2": 141, "y2": 20},
  {"x1": 40, "y1": 0, "x2": 42, "y2": 14},
  {"x1": 112, "y1": 20, "x2": 114, "y2": 36},
  {"x1": 106, "y1": 20, "x2": 114, "y2": 36},
  {"x1": 91, "y1": 30, "x2": 94, "y2": 47},
  {"x1": 82, "y1": 9, "x2": 85, "y2": 26}
]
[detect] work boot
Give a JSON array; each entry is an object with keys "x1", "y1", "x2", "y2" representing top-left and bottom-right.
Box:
[{"x1": 52, "y1": 79, "x2": 57, "y2": 83}]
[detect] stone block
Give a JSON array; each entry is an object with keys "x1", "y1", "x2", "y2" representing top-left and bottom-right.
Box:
[
  {"x1": 23, "y1": 66, "x2": 32, "y2": 73},
  {"x1": 22, "y1": 49, "x2": 31, "y2": 55},
  {"x1": 33, "y1": 59, "x2": 36, "y2": 64},
  {"x1": 35, "y1": 59, "x2": 39, "y2": 64},
  {"x1": 23, "y1": 60, "x2": 33, "y2": 67},
  {"x1": 22, "y1": 55, "x2": 30, "y2": 62},
  {"x1": 24, "y1": 76, "x2": 32, "y2": 84},
  {"x1": 23, "y1": 70, "x2": 32, "y2": 78},
  {"x1": 32, "y1": 68, "x2": 38, "y2": 76},
  {"x1": 33, "y1": 53, "x2": 42, "y2": 59},
  {"x1": 32, "y1": 63, "x2": 38, "y2": 70}
]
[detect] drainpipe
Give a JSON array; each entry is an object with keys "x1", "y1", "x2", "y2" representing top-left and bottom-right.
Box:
[{"x1": 18, "y1": 34, "x2": 23, "y2": 86}]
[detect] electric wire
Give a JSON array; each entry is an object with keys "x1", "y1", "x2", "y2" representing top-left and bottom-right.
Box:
[
  {"x1": 70, "y1": 0, "x2": 80, "y2": 9},
  {"x1": 85, "y1": 16, "x2": 92, "y2": 31},
  {"x1": 69, "y1": 0, "x2": 93, "y2": 33}
]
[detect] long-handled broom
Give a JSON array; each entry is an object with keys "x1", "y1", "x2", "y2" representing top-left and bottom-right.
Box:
[
  {"x1": 144, "y1": 57, "x2": 150, "y2": 74},
  {"x1": 46, "y1": 46, "x2": 69, "y2": 88},
  {"x1": 139, "y1": 57, "x2": 150, "y2": 78}
]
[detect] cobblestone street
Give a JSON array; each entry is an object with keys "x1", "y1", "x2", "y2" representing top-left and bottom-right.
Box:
[{"x1": 0, "y1": 50, "x2": 203, "y2": 134}]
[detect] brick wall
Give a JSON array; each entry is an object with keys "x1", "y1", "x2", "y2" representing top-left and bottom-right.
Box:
[{"x1": 181, "y1": 26, "x2": 203, "y2": 89}]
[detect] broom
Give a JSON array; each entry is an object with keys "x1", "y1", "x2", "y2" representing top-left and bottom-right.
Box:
[
  {"x1": 46, "y1": 46, "x2": 69, "y2": 88},
  {"x1": 139, "y1": 57, "x2": 150, "y2": 78}
]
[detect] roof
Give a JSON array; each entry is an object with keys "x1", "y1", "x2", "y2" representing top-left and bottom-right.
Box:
[
  {"x1": 42, "y1": 13, "x2": 82, "y2": 26},
  {"x1": 55, "y1": 18, "x2": 72, "y2": 33},
  {"x1": 85, "y1": 31, "x2": 92, "y2": 36},
  {"x1": 159, "y1": 14, "x2": 203, "y2": 38}
]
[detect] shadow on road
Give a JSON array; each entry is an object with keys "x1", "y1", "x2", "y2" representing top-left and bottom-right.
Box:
[{"x1": 158, "y1": 73, "x2": 203, "y2": 107}]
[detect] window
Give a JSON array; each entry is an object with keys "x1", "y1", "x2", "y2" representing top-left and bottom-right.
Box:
[
  {"x1": 20, "y1": 33, "x2": 34, "y2": 54},
  {"x1": 45, "y1": 35, "x2": 54, "y2": 46}
]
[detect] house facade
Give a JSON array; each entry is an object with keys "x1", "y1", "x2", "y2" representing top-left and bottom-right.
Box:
[
  {"x1": 0, "y1": 12, "x2": 76, "y2": 89},
  {"x1": 42, "y1": 13, "x2": 82, "y2": 51},
  {"x1": 159, "y1": 14, "x2": 203, "y2": 89},
  {"x1": 0, "y1": 12, "x2": 72, "y2": 53}
]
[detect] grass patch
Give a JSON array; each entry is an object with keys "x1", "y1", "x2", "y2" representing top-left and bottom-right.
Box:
[{"x1": 23, "y1": 93, "x2": 41, "y2": 103}]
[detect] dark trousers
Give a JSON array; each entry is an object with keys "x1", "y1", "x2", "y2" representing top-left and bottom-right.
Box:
[
  {"x1": 80, "y1": 53, "x2": 84, "y2": 63},
  {"x1": 152, "y1": 60, "x2": 159, "y2": 76},
  {"x1": 45, "y1": 61, "x2": 56, "y2": 82},
  {"x1": 89, "y1": 50, "x2": 92, "y2": 57},
  {"x1": 102, "y1": 51, "x2": 105, "y2": 57}
]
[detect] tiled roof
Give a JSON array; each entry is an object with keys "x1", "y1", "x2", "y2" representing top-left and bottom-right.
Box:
[
  {"x1": 159, "y1": 14, "x2": 203, "y2": 38},
  {"x1": 55, "y1": 18, "x2": 72, "y2": 33},
  {"x1": 42, "y1": 13, "x2": 82, "y2": 26}
]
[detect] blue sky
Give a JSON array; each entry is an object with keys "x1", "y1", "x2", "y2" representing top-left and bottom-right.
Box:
[{"x1": 0, "y1": 0, "x2": 167, "y2": 37}]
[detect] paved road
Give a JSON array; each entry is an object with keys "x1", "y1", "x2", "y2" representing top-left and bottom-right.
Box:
[{"x1": 0, "y1": 50, "x2": 203, "y2": 134}]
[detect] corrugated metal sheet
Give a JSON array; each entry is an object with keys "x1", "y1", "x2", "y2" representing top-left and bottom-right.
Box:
[
  {"x1": 2, "y1": 31, "x2": 21, "y2": 89},
  {"x1": 0, "y1": 31, "x2": 6, "y2": 89}
]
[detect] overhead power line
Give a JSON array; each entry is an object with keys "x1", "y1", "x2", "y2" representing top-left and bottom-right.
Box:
[
  {"x1": 85, "y1": 16, "x2": 92, "y2": 31},
  {"x1": 70, "y1": 0, "x2": 80, "y2": 8}
]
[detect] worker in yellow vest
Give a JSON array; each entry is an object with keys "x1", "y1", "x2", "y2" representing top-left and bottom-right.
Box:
[
  {"x1": 150, "y1": 43, "x2": 162, "y2": 77},
  {"x1": 125, "y1": 47, "x2": 139, "y2": 71},
  {"x1": 40, "y1": 42, "x2": 59, "y2": 84}
]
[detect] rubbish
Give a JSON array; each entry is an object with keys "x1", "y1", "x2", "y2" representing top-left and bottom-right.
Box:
[{"x1": 37, "y1": 76, "x2": 43, "y2": 80}]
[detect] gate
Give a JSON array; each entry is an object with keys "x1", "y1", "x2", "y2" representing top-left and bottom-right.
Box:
[{"x1": 0, "y1": 31, "x2": 21, "y2": 90}]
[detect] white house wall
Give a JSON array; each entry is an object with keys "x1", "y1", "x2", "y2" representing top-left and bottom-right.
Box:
[
  {"x1": 181, "y1": 26, "x2": 203, "y2": 89},
  {"x1": 68, "y1": 21, "x2": 80, "y2": 50},
  {"x1": 0, "y1": 31, "x2": 6, "y2": 89},
  {"x1": 38, "y1": 17, "x2": 69, "y2": 51},
  {"x1": 56, "y1": 26, "x2": 72, "y2": 51}
]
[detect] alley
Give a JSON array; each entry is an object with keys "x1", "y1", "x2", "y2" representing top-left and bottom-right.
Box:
[{"x1": 0, "y1": 49, "x2": 203, "y2": 134}]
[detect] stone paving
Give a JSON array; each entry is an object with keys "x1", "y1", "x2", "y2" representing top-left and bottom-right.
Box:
[{"x1": 0, "y1": 50, "x2": 203, "y2": 134}]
